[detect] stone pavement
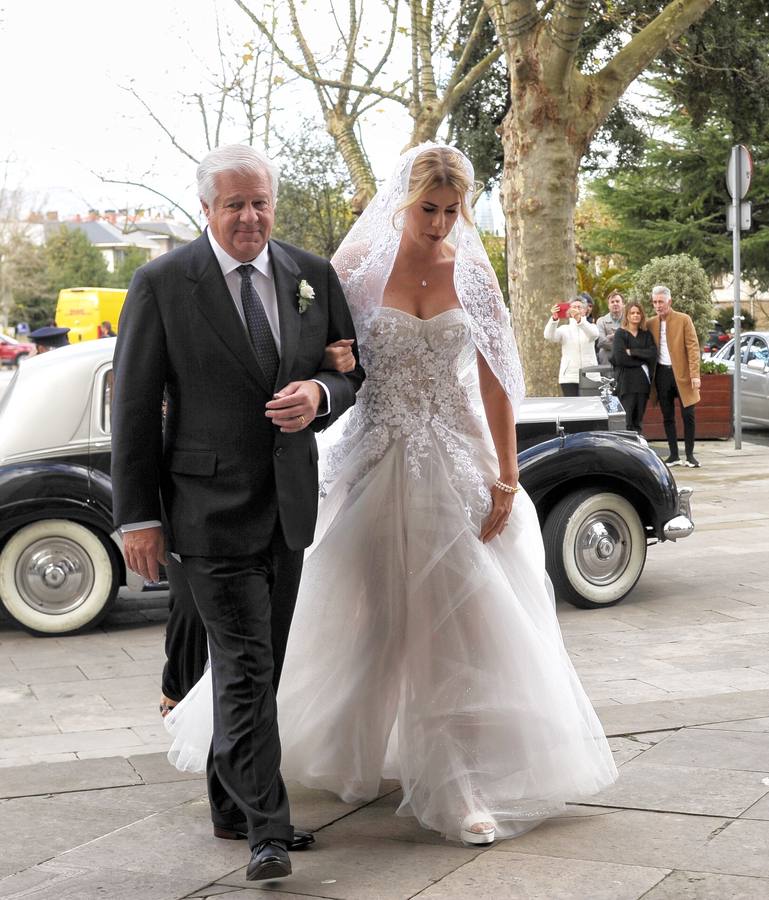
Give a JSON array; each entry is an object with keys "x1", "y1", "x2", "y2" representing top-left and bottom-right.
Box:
[{"x1": 1, "y1": 437, "x2": 768, "y2": 899}]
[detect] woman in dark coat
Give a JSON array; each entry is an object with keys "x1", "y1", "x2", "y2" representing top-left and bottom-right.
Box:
[{"x1": 611, "y1": 302, "x2": 658, "y2": 433}]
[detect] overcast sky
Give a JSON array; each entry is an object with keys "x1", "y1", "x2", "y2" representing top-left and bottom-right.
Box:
[{"x1": 0, "y1": 0, "x2": 414, "y2": 223}]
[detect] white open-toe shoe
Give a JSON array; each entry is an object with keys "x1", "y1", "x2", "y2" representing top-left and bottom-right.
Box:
[{"x1": 460, "y1": 813, "x2": 496, "y2": 845}]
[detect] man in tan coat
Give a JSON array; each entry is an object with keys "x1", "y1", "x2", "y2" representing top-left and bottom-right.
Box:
[{"x1": 647, "y1": 285, "x2": 701, "y2": 467}]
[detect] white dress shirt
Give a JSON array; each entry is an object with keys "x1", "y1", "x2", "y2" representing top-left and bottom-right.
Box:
[
  {"x1": 658, "y1": 320, "x2": 672, "y2": 365},
  {"x1": 122, "y1": 230, "x2": 330, "y2": 535}
]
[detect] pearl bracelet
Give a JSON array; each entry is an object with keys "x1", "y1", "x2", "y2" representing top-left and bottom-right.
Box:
[{"x1": 494, "y1": 479, "x2": 521, "y2": 494}]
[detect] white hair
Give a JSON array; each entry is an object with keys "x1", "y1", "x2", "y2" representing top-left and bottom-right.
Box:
[
  {"x1": 651, "y1": 284, "x2": 671, "y2": 300},
  {"x1": 196, "y1": 144, "x2": 280, "y2": 206}
]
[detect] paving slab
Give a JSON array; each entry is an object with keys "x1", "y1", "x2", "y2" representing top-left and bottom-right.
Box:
[
  {"x1": 127, "y1": 750, "x2": 203, "y2": 784},
  {"x1": 740, "y1": 793, "x2": 769, "y2": 820},
  {"x1": 590, "y1": 760, "x2": 769, "y2": 817},
  {"x1": 695, "y1": 716, "x2": 769, "y2": 733},
  {"x1": 633, "y1": 727, "x2": 769, "y2": 772},
  {"x1": 492, "y1": 806, "x2": 727, "y2": 871},
  {"x1": 596, "y1": 689, "x2": 769, "y2": 736},
  {"x1": 216, "y1": 836, "x2": 479, "y2": 900},
  {"x1": 683, "y1": 819, "x2": 769, "y2": 877},
  {"x1": 0, "y1": 863, "x2": 205, "y2": 900},
  {"x1": 0, "y1": 782, "x2": 204, "y2": 879},
  {"x1": 0, "y1": 756, "x2": 142, "y2": 799},
  {"x1": 412, "y1": 851, "x2": 669, "y2": 900},
  {"x1": 641, "y1": 870, "x2": 769, "y2": 900}
]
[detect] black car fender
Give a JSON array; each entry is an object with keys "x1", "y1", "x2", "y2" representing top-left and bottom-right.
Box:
[
  {"x1": 0, "y1": 462, "x2": 117, "y2": 550},
  {"x1": 518, "y1": 432, "x2": 678, "y2": 541}
]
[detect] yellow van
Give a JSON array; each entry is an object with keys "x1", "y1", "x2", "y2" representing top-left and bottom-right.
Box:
[{"x1": 56, "y1": 288, "x2": 127, "y2": 343}]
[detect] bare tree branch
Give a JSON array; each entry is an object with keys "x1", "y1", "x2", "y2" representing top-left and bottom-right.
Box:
[
  {"x1": 444, "y1": 2, "x2": 496, "y2": 96},
  {"x1": 122, "y1": 87, "x2": 200, "y2": 165},
  {"x1": 593, "y1": 0, "x2": 717, "y2": 126},
  {"x1": 95, "y1": 175, "x2": 202, "y2": 233},
  {"x1": 446, "y1": 45, "x2": 505, "y2": 111},
  {"x1": 547, "y1": 0, "x2": 591, "y2": 84},
  {"x1": 232, "y1": 0, "x2": 410, "y2": 106}
]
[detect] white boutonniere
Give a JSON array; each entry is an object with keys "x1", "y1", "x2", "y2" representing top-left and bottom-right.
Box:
[{"x1": 297, "y1": 279, "x2": 315, "y2": 313}]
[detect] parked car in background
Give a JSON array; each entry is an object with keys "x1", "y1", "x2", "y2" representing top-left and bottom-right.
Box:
[
  {"x1": 0, "y1": 334, "x2": 35, "y2": 366},
  {"x1": 712, "y1": 331, "x2": 769, "y2": 427},
  {"x1": 702, "y1": 321, "x2": 731, "y2": 357},
  {"x1": 0, "y1": 341, "x2": 694, "y2": 635}
]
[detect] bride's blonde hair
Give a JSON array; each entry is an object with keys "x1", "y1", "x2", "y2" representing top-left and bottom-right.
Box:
[{"x1": 395, "y1": 147, "x2": 474, "y2": 225}]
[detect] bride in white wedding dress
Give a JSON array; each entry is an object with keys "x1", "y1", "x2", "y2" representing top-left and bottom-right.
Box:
[{"x1": 166, "y1": 144, "x2": 617, "y2": 844}]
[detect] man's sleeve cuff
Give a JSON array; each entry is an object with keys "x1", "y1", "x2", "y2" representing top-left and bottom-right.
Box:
[
  {"x1": 121, "y1": 521, "x2": 162, "y2": 533},
  {"x1": 311, "y1": 379, "x2": 331, "y2": 417}
]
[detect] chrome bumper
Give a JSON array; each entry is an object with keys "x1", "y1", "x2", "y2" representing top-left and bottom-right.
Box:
[{"x1": 663, "y1": 486, "x2": 694, "y2": 541}]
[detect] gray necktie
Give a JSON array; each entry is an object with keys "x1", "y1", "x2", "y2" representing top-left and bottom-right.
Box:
[{"x1": 237, "y1": 264, "x2": 279, "y2": 387}]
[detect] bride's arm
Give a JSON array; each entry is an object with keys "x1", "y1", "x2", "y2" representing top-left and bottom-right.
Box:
[{"x1": 477, "y1": 351, "x2": 519, "y2": 544}]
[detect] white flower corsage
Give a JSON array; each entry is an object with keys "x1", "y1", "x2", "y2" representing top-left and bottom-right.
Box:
[{"x1": 297, "y1": 279, "x2": 315, "y2": 313}]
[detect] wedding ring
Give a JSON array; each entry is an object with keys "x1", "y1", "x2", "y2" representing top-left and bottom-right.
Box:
[{"x1": 299, "y1": 415, "x2": 306, "y2": 425}]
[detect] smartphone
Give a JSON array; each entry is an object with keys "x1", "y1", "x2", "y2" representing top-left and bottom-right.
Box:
[{"x1": 556, "y1": 302, "x2": 571, "y2": 319}]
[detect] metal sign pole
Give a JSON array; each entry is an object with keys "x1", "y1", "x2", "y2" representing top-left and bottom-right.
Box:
[{"x1": 731, "y1": 147, "x2": 742, "y2": 449}]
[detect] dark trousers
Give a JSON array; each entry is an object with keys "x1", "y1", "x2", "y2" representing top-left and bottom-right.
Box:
[
  {"x1": 560, "y1": 382, "x2": 580, "y2": 397},
  {"x1": 620, "y1": 392, "x2": 650, "y2": 434},
  {"x1": 181, "y1": 526, "x2": 303, "y2": 849},
  {"x1": 655, "y1": 364, "x2": 696, "y2": 458},
  {"x1": 162, "y1": 556, "x2": 208, "y2": 703}
]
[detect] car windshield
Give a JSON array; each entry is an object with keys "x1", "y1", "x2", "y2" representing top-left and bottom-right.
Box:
[{"x1": 0, "y1": 334, "x2": 20, "y2": 345}]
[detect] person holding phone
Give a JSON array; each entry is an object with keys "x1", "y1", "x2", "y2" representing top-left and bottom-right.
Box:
[{"x1": 544, "y1": 298, "x2": 599, "y2": 396}]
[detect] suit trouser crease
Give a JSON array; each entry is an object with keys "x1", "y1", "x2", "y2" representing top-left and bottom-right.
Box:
[
  {"x1": 181, "y1": 539, "x2": 301, "y2": 848},
  {"x1": 655, "y1": 364, "x2": 695, "y2": 457}
]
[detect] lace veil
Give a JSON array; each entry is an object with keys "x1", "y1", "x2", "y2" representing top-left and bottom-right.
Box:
[{"x1": 332, "y1": 142, "x2": 525, "y2": 415}]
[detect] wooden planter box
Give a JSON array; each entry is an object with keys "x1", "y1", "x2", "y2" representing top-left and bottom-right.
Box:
[{"x1": 642, "y1": 372, "x2": 733, "y2": 440}]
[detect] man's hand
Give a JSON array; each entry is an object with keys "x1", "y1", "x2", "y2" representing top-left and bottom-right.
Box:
[
  {"x1": 323, "y1": 339, "x2": 355, "y2": 373},
  {"x1": 266, "y1": 381, "x2": 322, "y2": 432},
  {"x1": 692, "y1": 377, "x2": 701, "y2": 389},
  {"x1": 123, "y1": 526, "x2": 166, "y2": 583}
]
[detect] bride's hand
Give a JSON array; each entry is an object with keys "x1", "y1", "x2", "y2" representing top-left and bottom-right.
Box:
[
  {"x1": 480, "y1": 485, "x2": 515, "y2": 543},
  {"x1": 323, "y1": 339, "x2": 356, "y2": 373}
]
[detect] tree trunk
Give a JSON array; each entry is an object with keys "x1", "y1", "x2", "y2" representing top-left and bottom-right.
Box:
[
  {"x1": 325, "y1": 111, "x2": 376, "y2": 215},
  {"x1": 501, "y1": 108, "x2": 587, "y2": 396},
  {"x1": 405, "y1": 101, "x2": 444, "y2": 149}
]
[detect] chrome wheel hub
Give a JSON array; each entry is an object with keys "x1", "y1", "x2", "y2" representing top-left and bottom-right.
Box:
[
  {"x1": 16, "y1": 538, "x2": 94, "y2": 615},
  {"x1": 575, "y1": 513, "x2": 631, "y2": 585}
]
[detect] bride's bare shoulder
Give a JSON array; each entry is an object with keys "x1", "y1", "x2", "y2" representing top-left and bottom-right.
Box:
[{"x1": 332, "y1": 240, "x2": 370, "y2": 271}]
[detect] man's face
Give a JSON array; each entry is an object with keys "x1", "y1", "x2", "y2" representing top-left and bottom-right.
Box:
[
  {"x1": 608, "y1": 295, "x2": 624, "y2": 317},
  {"x1": 652, "y1": 293, "x2": 672, "y2": 318},
  {"x1": 202, "y1": 168, "x2": 275, "y2": 262}
]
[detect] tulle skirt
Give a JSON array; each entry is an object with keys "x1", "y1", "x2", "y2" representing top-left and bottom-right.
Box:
[{"x1": 166, "y1": 424, "x2": 617, "y2": 841}]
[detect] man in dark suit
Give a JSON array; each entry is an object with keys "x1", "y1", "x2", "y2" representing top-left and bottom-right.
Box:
[{"x1": 111, "y1": 144, "x2": 364, "y2": 882}]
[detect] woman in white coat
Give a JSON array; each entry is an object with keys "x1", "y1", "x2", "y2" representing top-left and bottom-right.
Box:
[{"x1": 544, "y1": 297, "x2": 600, "y2": 396}]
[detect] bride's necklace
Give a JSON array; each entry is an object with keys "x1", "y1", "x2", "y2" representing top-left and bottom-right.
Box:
[{"x1": 420, "y1": 278, "x2": 428, "y2": 288}]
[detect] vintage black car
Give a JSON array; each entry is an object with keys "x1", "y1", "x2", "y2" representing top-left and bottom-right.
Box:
[{"x1": 0, "y1": 340, "x2": 693, "y2": 635}]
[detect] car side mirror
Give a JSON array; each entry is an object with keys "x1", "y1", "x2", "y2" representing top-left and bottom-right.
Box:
[{"x1": 746, "y1": 358, "x2": 768, "y2": 373}]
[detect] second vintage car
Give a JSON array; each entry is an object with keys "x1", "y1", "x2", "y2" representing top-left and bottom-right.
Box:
[{"x1": 0, "y1": 340, "x2": 694, "y2": 635}]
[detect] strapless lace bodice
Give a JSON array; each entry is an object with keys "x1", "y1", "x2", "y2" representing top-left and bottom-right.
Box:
[
  {"x1": 362, "y1": 307, "x2": 479, "y2": 431},
  {"x1": 322, "y1": 306, "x2": 489, "y2": 517}
]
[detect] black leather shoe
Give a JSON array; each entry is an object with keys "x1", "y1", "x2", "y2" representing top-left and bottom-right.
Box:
[
  {"x1": 246, "y1": 840, "x2": 291, "y2": 881},
  {"x1": 213, "y1": 823, "x2": 314, "y2": 850}
]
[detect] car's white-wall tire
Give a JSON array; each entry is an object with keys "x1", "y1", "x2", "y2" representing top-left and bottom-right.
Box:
[
  {"x1": 543, "y1": 490, "x2": 647, "y2": 609},
  {"x1": 0, "y1": 519, "x2": 118, "y2": 635}
]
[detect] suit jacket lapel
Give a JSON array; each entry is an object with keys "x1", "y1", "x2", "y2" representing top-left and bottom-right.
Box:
[
  {"x1": 186, "y1": 235, "x2": 272, "y2": 394},
  {"x1": 270, "y1": 241, "x2": 301, "y2": 389}
]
